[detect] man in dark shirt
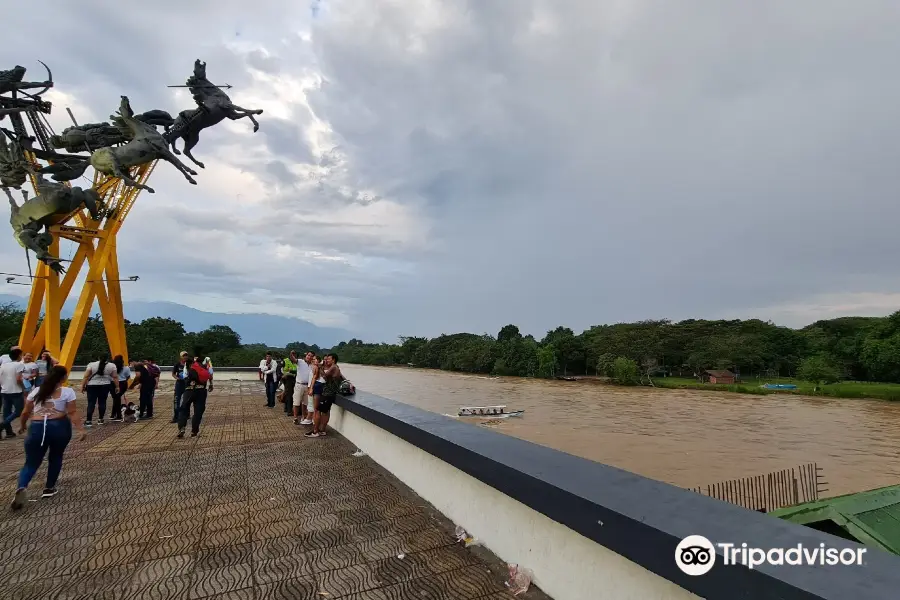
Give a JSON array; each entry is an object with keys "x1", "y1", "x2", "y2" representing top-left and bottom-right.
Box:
[
  {"x1": 171, "y1": 351, "x2": 188, "y2": 423},
  {"x1": 177, "y1": 355, "x2": 212, "y2": 438},
  {"x1": 146, "y1": 358, "x2": 161, "y2": 394},
  {"x1": 128, "y1": 359, "x2": 155, "y2": 419},
  {"x1": 281, "y1": 352, "x2": 298, "y2": 416}
]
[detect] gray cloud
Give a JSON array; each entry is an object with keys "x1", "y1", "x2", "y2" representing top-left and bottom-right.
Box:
[
  {"x1": 260, "y1": 117, "x2": 314, "y2": 166},
  {"x1": 2, "y1": 1, "x2": 900, "y2": 342},
  {"x1": 245, "y1": 50, "x2": 282, "y2": 75}
]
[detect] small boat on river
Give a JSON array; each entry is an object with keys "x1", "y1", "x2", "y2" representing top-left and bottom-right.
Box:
[
  {"x1": 458, "y1": 405, "x2": 524, "y2": 418},
  {"x1": 762, "y1": 383, "x2": 798, "y2": 390}
]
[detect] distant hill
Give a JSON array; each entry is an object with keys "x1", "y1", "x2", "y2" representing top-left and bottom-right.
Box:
[{"x1": 0, "y1": 295, "x2": 349, "y2": 348}]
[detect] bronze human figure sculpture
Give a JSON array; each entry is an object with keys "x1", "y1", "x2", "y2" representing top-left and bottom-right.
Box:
[
  {"x1": 0, "y1": 132, "x2": 30, "y2": 192},
  {"x1": 0, "y1": 63, "x2": 53, "y2": 99},
  {"x1": 166, "y1": 59, "x2": 264, "y2": 169},
  {"x1": 49, "y1": 109, "x2": 175, "y2": 153},
  {"x1": 5, "y1": 172, "x2": 101, "y2": 273}
]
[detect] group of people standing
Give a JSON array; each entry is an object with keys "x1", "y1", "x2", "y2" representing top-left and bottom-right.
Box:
[
  {"x1": 5, "y1": 346, "x2": 334, "y2": 510},
  {"x1": 81, "y1": 355, "x2": 161, "y2": 425},
  {"x1": 0, "y1": 347, "x2": 59, "y2": 440},
  {"x1": 261, "y1": 350, "x2": 342, "y2": 438},
  {"x1": 0, "y1": 345, "x2": 161, "y2": 509}
]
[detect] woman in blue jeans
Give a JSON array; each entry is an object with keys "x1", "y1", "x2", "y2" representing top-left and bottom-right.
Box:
[
  {"x1": 80, "y1": 356, "x2": 117, "y2": 426},
  {"x1": 11, "y1": 365, "x2": 86, "y2": 509}
]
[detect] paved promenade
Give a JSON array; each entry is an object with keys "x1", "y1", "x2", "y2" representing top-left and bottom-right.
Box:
[{"x1": 0, "y1": 381, "x2": 516, "y2": 600}]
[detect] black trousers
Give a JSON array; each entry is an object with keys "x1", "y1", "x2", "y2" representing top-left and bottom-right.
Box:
[
  {"x1": 178, "y1": 387, "x2": 208, "y2": 433},
  {"x1": 110, "y1": 381, "x2": 126, "y2": 420},
  {"x1": 139, "y1": 388, "x2": 154, "y2": 418},
  {"x1": 281, "y1": 375, "x2": 296, "y2": 414}
]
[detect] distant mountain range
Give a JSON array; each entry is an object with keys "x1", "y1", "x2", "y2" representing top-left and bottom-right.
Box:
[{"x1": 0, "y1": 294, "x2": 349, "y2": 348}]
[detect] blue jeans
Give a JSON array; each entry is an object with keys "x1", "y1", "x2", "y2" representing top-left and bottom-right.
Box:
[
  {"x1": 265, "y1": 379, "x2": 277, "y2": 407},
  {"x1": 85, "y1": 385, "x2": 110, "y2": 421},
  {"x1": 2, "y1": 392, "x2": 24, "y2": 435},
  {"x1": 174, "y1": 380, "x2": 186, "y2": 419},
  {"x1": 17, "y1": 418, "x2": 72, "y2": 490}
]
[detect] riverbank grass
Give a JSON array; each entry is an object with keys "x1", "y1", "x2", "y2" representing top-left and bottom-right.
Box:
[{"x1": 652, "y1": 377, "x2": 900, "y2": 401}]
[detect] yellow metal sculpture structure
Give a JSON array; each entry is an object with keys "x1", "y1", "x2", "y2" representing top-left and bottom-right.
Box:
[
  {"x1": 3, "y1": 60, "x2": 262, "y2": 370},
  {"x1": 18, "y1": 163, "x2": 156, "y2": 369}
]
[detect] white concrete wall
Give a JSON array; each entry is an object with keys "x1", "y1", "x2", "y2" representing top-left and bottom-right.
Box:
[{"x1": 331, "y1": 405, "x2": 700, "y2": 600}]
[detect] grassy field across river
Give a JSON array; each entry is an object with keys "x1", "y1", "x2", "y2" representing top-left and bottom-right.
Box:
[{"x1": 651, "y1": 376, "x2": 900, "y2": 401}]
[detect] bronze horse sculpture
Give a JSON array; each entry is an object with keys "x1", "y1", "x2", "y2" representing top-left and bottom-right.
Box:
[
  {"x1": 39, "y1": 96, "x2": 198, "y2": 192},
  {"x1": 165, "y1": 59, "x2": 264, "y2": 169}
]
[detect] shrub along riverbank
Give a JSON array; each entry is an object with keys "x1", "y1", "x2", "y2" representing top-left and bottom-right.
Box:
[{"x1": 648, "y1": 377, "x2": 900, "y2": 401}]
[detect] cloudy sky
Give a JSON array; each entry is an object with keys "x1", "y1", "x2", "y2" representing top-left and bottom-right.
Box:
[{"x1": 3, "y1": 1, "x2": 900, "y2": 342}]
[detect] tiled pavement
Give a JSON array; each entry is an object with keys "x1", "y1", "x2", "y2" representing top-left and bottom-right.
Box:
[{"x1": 0, "y1": 381, "x2": 522, "y2": 600}]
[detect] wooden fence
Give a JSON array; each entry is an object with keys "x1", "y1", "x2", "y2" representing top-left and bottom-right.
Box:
[{"x1": 689, "y1": 463, "x2": 828, "y2": 512}]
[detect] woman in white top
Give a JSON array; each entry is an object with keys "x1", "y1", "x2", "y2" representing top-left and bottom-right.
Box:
[
  {"x1": 11, "y1": 365, "x2": 86, "y2": 509},
  {"x1": 21, "y1": 353, "x2": 38, "y2": 393},
  {"x1": 80, "y1": 357, "x2": 117, "y2": 426},
  {"x1": 35, "y1": 351, "x2": 58, "y2": 387},
  {"x1": 306, "y1": 355, "x2": 325, "y2": 426}
]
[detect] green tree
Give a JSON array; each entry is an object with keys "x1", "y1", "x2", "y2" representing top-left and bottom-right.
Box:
[
  {"x1": 610, "y1": 357, "x2": 640, "y2": 385},
  {"x1": 542, "y1": 327, "x2": 584, "y2": 375},
  {"x1": 536, "y1": 344, "x2": 558, "y2": 378},
  {"x1": 497, "y1": 324, "x2": 521, "y2": 344},
  {"x1": 196, "y1": 325, "x2": 242, "y2": 352},
  {"x1": 796, "y1": 354, "x2": 843, "y2": 385},
  {"x1": 596, "y1": 353, "x2": 616, "y2": 377},
  {"x1": 0, "y1": 302, "x2": 24, "y2": 350}
]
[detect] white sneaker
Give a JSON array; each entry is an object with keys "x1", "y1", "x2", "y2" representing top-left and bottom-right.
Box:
[{"x1": 300, "y1": 419, "x2": 313, "y2": 425}]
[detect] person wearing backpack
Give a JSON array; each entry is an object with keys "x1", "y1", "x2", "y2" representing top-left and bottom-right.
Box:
[{"x1": 177, "y1": 355, "x2": 213, "y2": 438}]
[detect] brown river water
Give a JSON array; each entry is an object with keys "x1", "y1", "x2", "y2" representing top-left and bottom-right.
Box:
[{"x1": 339, "y1": 364, "x2": 900, "y2": 497}]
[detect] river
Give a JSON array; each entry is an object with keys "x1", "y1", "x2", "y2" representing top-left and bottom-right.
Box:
[
  {"x1": 339, "y1": 364, "x2": 900, "y2": 497},
  {"x1": 72, "y1": 364, "x2": 897, "y2": 495}
]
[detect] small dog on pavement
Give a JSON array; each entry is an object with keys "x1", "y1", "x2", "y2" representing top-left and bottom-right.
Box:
[{"x1": 123, "y1": 402, "x2": 138, "y2": 423}]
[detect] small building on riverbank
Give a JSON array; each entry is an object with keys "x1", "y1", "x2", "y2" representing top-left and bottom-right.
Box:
[{"x1": 704, "y1": 369, "x2": 736, "y2": 384}]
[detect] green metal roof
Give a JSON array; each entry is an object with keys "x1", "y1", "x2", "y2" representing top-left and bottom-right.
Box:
[{"x1": 769, "y1": 484, "x2": 900, "y2": 555}]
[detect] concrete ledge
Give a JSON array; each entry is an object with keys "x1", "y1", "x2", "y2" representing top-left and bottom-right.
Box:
[{"x1": 332, "y1": 391, "x2": 900, "y2": 600}]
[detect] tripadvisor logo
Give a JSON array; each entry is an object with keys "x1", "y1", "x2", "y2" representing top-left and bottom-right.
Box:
[
  {"x1": 676, "y1": 535, "x2": 717, "y2": 576},
  {"x1": 675, "y1": 535, "x2": 866, "y2": 576}
]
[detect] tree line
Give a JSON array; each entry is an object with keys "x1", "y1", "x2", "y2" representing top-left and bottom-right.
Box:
[
  {"x1": 5, "y1": 301, "x2": 900, "y2": 384},
  {"x1": 332, "y1": 312, "x2": 900, "y2": 384}
]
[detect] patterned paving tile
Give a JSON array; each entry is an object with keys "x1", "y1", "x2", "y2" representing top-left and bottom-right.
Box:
[{"x1": 0, "y1": 381, "x2": 535, "y2": 600}]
